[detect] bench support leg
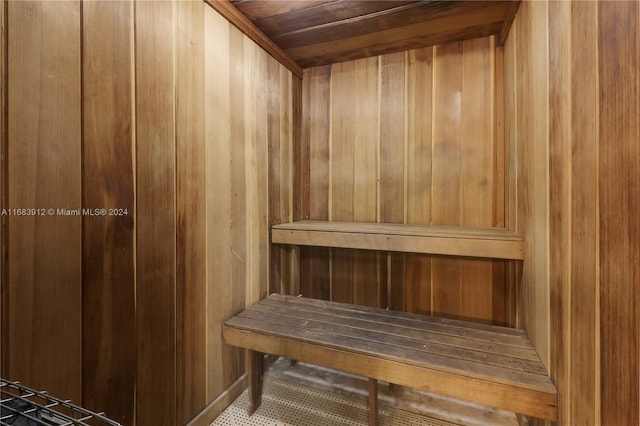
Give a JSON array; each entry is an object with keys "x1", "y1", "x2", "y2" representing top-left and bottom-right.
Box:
[
  {"x1": 247, "y1": 350, "x2": 263, "y2": 415},
  {"x1": 368, "y1": 378, "x2": 378, "y2": 426}
]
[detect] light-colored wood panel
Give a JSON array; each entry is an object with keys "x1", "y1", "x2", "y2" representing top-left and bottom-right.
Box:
[
  {"x1": 598, "y1": 1, "x2": 640, "y2": 424},
  {"x1": 379, "y1": 52, "x2": 406, "y2": 311},
  {"x1": 7, "y1": 0, "x2": 82, "y2": 401},
  {"x1": 460, "y1": 37, "x2": 495, "y2": 323},
  {"x1": 175, "y1": 0, "x2": 207, "y2": 423},
  {"x1": 352, "y1": 56, "x2": 381, "y2": 307},
  {"x1": 229, "y1": 23, "x2": 247, "y2": 381},
  {"x1": 329, "y1": 60, "x2": 356, "y2": 303},
  {"x1": 134, "y1": 1, "x2": 177, "y2": 423},
  {"x1": 81, "y1": 1, "x2": 135, "y2": 423},
  {"x1": 305, "y1": 65, "x2": 331, "y2": 300},
  {"x1": 432, "y1": 42, "x2": 463, "y2": 318}
]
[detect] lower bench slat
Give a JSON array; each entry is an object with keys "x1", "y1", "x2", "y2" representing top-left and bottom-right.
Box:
[{"x1": 222, "y1": 295, "x2": 558, "y2": 421}]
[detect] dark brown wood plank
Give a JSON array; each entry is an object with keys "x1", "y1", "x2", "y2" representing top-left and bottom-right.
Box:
[
  {"x1": 275, "y1": 1, "x2": 509, "y2": 49},
  {"x1": 175, "y1": 0, "x2": 207, "y2": 423},
  {"x1": 240, "y1": 305, "x2": 546, "y2": 372},
  {"x1": 7, "y1": 0, "x2": 82, "y2": 402},
  {"x1": 263, "y1": 295, "x2": 533, "y2": 346},
  {"x1": 81, "y1": 1, "x2": 135, "y2": 423},
  {"x1": 598, "y1": 1, "x2": 640, "y2": 424},
  {"x1": 255, "y1": 1, "x2": 418, "y2": 37},
  {"x1": 135, "y1": 1, "x2": 177, "y2": 423}
]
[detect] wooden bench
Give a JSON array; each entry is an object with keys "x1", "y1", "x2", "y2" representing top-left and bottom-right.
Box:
[{"x1": 222, "y1": 294, "x2": 558, "y2": 424}]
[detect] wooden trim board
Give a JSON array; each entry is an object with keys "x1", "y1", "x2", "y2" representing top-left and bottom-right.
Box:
[{"x1": 272, "y1": 221, "x2": 524, "y2": 260}]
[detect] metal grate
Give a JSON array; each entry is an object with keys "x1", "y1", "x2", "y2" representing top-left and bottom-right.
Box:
[
  {"x1": 0, "y1": 379, "x2": 121, "y2": 426},
  {"x1": 212, "y1": 376, "x2": 460, "y2": 426}
]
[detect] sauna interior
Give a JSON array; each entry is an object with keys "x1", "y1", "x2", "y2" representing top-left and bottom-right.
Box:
[{"x1": 0, "y1": 0, "x2": 638, "y2": 425}]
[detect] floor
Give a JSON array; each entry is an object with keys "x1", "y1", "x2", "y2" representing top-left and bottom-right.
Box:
[{"x1": 211, "y1": 358, "x2": 520, "y2": 426}]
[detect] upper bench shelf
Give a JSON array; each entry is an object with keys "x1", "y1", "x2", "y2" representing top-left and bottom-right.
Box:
[{"x1": 271, "y1": 221, "x2": 524, "y2": 260}]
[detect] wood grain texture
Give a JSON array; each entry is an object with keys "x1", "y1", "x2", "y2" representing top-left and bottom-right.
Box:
[
  {"x1": 404, "y1": 47, "x2": 433, "y2": 315},
  {"x1": 224, "y1": 294, "x2": 557, "y2": 420},
  {"x1": 7, "y1": 0, "x2": 82, "y2": 401},
  {"x1": 175, "y1": 0, "x2": 207, "y2": 423},
  {"x1": 569, "y1": 2, "x2": 599, "y2": 423},
  {"x1": 431, "y1": 42, "x2": 463, "y2": 318},
  {"x1": 204, "y1": 0, "x2": 302, "y2": 78},
  {"x1": 598, "y1": 1, "x2": 639, "y2": 424},
  {"x1": 352, "y1": 57, "x2": 381, "y2": 308},
  {"x1": 379, "y1": 52, "x2": 405, "y2": 311},
  {"x1": 460, "y1": 37, "x2": 495, "y2": 323},
  {"x1": 205, "y1": 5, "x2": 234, "y2": 401},
  {"x1": 301, "y1": 38, "x2": 505, "y2": 321},
  {"x1": 134, "y1": 1, "x2": 176, "y2": 423},
  {"x1": 547, "y1": 2, "x2": 572, "y2": 424},
  {"x1": 241, "y1": 0, "x2": 515, "y2": 68},
  {"x1": 81, "y1": 1, "x2": 135, "y2": 423},
  {"x1": 304, "y1": 65, "x2": 331, "y2": 300},
  {"x1": 513, "y1": 0, "x2": 550, "y2": 368}
]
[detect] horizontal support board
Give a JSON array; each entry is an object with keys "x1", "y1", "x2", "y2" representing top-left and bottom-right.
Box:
[
  {"x1": 223, "y1": 294, "x2": 557, "y2": 420},
  {"x1": 272, "y1": 220, "x2": 524, "y2": 259}
]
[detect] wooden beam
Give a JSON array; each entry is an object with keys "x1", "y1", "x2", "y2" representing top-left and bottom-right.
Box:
[
  {"x1": 204, "y1": 0, "x2": 303, "y2": 78},
  {"x1": 272, "y1": 221, "x2": 525, "y2": 260}
]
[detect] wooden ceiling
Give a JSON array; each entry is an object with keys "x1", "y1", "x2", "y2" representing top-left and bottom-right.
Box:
[{"x1": 229, "y1": 0, "x2": 520, "y2": 68}]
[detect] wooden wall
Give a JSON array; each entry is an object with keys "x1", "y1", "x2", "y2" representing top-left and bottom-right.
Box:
[
  {"x1": 300, "y1": 36, "x2": 510, "y2": 325},
  {"x1": 0, "y1": 1, "x2": 297, "y2": 425},
  {"x1": 505, "y1": 0, "x2": 640, "y2": 424}
]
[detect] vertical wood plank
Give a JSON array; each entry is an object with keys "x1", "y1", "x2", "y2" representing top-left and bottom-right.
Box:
[
  {"x1": 204, "y1": 7, "x2": 234, "y2": 399},
  {"x1": 379, "y1": 52, "x2": 405, "y2": 311},
  {"x1": 547, "y1": 1, "x2": 572, "y2": 424},
  {"x1": 278, "y1": 65, "x2": 294, "y2": 296},
  {"x1": 268, "y1": 57, "x2": 283, "y2": 294},
  {"x1": 460, "y1": 37, "x2": 495, "y2": 323},
  {"x1": 431, "y1": 42, "x2": 462, "y2": 318},
  {"x1": 229, "y1": 24, "x2": 246, "y2": 377},
  {"x1": 405, "y1": 47, "x2": 433, "y2": 315},
  {"x1": 570, "y1": 2, "x2": 599, "y2": 423},
  {"x1": 598, "y1": 1, "x2": 640, "y2": 424},
  {"x1": 135, "y1": 1, "x2": 176, "y2": 423},
  {"x1": 7, "y1": 0, "x2": 82, "y2": 401},
  {"x1": 515, "y1": 0, "x2": 550, "y2": 366},
  {"x1": 82, "y1": 1, "x2": 134, "y2": 422},
  {"x1": 330, "y1": 61, "x2": 355, "y2": 303},
  {"x1": 503, "y1": 8, "x2": 519, "y2": 329},
  {"x1": 352, "y1": 56, "x2": 380, "y2": 307},
  {"x1": 306, "y1": 65, "x2": 331, "y2": 300},
  {"x1": 175, "y1": 0, "x2": 206, "y2": 423}
]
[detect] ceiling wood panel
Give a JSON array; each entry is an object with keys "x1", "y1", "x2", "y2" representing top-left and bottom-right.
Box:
[{"x1": 228, "y1": 0, "x2": 520, "y2": 68}]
